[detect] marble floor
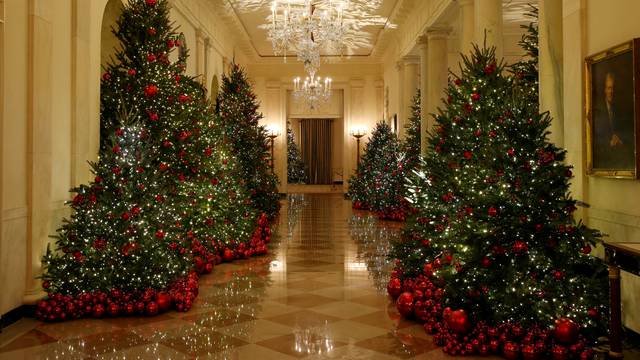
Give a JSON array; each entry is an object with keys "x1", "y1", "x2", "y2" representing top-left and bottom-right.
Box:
[{"x1": 0, "y1": 194, "x2": 637, "y2": 359}]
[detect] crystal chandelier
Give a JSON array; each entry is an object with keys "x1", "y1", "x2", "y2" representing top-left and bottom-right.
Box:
[
  {"x1": 269, "y1": 0, "x2": 348, "y2": 72},
  {"x1": 293, "y1": 71, "x2": 332, "y2": 110}
]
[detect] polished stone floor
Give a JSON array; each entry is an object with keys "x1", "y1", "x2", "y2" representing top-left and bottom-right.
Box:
[{"x1": 0, "y1": 194, "x2": 637, "y2": 359}]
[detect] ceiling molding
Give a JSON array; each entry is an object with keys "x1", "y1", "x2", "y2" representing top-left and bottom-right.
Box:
[{"x1": 207, "y1": 0, "x2": 261, "y2": 62}]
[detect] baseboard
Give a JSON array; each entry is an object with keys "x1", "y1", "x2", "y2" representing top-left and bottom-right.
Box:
[{"x1": 0, "y1": 305, "x2": 35, "y2": 331}]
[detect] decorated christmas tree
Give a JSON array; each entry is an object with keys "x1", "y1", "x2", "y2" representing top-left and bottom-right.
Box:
[
  {"x1": 403, "y1": 89, "x2": 422, "y2": 170},
  {"x1": 217, "y1": 64, "x2": 281, "y2": 218},
  {"x1": 388, "y1": 25, "x2": 608, "y2": 359},
  {"x1": 37, "y1": 0, "x2": 269, "y2": 321},
  {"x1": 286, "y1": 121, "x2": 307, "y2": 184},
  {"x1": 347, "y1": 122, "x2": 406, "y2": 220}
]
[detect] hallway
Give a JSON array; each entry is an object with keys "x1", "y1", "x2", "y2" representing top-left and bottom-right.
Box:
[{"x1": 0, "y1": 194, "x2": 489, "y2": 359}]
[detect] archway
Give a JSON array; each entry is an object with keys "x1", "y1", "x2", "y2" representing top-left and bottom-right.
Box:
[{"x1": 101, "y1": 0, "x2": 124, "y2": 70}]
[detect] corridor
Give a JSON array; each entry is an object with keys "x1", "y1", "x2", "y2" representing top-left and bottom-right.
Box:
[{"x1": 0, "y1": 194, "x2": 493, "y2": 359}]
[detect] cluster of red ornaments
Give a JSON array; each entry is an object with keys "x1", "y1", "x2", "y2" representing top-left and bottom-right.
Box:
[
  {"x1": 387, "y1": 272, "x2": 594, "y2": 360},
  {"x1": 375, "y1": 208, "x2": 406, "y2": 221},
  {"x1": 352, "y1": 201, "x2": 369, "y2": 210},
  {"x1": 36, "y1": 271, "x2": 198, "y2": 321},
  {"x1": 38, "y1": 213, "x2": 272, "y2": 322}
]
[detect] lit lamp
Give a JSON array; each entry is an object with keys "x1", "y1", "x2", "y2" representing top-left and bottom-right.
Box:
[
  {"x1": 266, "y1": 125, "x2": 281, "y2": 171},
  {"x1": 350, "y1": 126, "x2": 367, "y2": 166}
]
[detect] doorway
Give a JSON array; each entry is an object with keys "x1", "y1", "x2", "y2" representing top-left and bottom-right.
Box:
[{"x1": 300, "y1": 119, "x2": 333, "y2": 184}]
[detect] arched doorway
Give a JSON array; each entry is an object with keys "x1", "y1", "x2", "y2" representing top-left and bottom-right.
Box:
[{"x1": 101, "y1": 0, "x2": 124, "y2": 70}]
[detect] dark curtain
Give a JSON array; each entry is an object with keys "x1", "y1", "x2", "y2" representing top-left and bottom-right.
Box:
[{"x1": 300, "y1": 119, "x2": 332, "y2": 184}]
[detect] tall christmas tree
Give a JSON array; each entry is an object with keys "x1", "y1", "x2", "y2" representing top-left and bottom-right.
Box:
[
  {"x1": 217, "y1": 64, "x2": 281, "y2": 218},
  {"x1": 37, "y1": 0, "x2": 267, "y2": 321},
  {"x1": 388, "y1": 22, "x2": 608, "y2": 359},
  {"x1": 286, "y1": 121, "x2": 307, "y2": 184},
  {"x1": 403, "y1": 89, "x2": 422, "y2": 170},
  {"x1": 347, "y1": 122, "x2": 406, "y2": 220}
]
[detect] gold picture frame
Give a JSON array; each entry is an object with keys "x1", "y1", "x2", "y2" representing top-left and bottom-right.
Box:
[{"x1": 585, "y1": 39, "x2": 640, "y2": 178}]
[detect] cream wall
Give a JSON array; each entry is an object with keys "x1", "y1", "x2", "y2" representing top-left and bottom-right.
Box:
[
  {"x1": 0, "y1": 0, "x2": 241, "y2": 316},
  {"x1": 561, "y1": 0, "x2": 640, "y2": 333}
]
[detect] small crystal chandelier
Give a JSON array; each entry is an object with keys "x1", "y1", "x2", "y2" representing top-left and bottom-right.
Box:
[
  {"x1": 293, "y1": 71, "x2": 332, "y2": 110},
  {"x1": 269, "y1": 0, "x2": 348, "y2": 72}
]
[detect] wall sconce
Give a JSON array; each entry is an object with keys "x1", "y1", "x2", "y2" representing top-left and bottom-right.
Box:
[
  {"x1": 350, "y1": 126, "x2": 367, "y2": 166},
  {"x1": 266, "y1": 125, "x2": 281, "y2": 172}
]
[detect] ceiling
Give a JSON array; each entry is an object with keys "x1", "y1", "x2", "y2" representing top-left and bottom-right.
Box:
[
  {"x1": 215, "y1": 0, "x2": 538, "y2": 61},
  {"x1": 226, "y1": 0, "x2": 400, "y2": 57}
]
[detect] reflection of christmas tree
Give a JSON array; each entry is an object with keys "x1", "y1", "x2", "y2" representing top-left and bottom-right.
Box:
[
  {"x1": 286, "y1": 194, "x2": 308, "y2": 237},
  {"x1": 287, "y1": 121, "x2": 308, "y2": 184},
  {"x1": 389, "y1": 16, "x2": 607, "y2": 357},
  {"x1": 348, "y1": 214, "x2": 399, "y2": 292}
]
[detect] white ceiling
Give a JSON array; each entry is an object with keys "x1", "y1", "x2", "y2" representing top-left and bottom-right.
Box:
[
  {"x1": 215, "y1": 0, "x2": 538, "y2": 60},
  {"x1": 226, "y1": 0, "x2": 400, "y2": 57}
]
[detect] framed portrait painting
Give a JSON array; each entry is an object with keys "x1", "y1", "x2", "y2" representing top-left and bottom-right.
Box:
[{"x1": 585, "y1": 38, "x2": 640, "y2": 178}]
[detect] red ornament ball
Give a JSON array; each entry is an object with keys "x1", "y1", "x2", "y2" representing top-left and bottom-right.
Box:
[
  {"x1": 387, "y1": 277, "x2": 402, "y2": 299},
  {"x1": 587, "y1": 308, "x2": 599, "y2": 319},
  {"x1": 156, "y1": 292, "x2": 172, "y2": 312},
  {"x1": 552, "y1": 345, "x2": 569, "y2": 360},
  {"x1": 446, "y1": 309, "x2": 471, "y2": 333},
  {"x1": 108, "y1": 303, "x2": 120, "y2": 317},
  {"x1": 146, "y1": 0, "x2": 157, "y2": 6},
  {"x1": 396, "y1": 292, "x2": 414, "y2": 317},
  {"x1": 223, "y1": 248, "x2": 235, "y2": 262},
  {"x1": 144, "y1": 84, "x2": 159, "y2": 98},
  {"x1": 92, "y1": 304, "x2": 105, "y2": 318},
  {"x1": 503, "y1": 341, "x2": 520, "y2": 360},
  {"x1": 554, "y1": 318, "x2": 579, "y2": 344},
  {"x1": 488, "y1": 207, "x2": 498, "y2": 217},
  {"x1": 522, "y1": 344, "x2": 539, "y2": 360},
  {"x1": 582, "y1": 244, "x2": 592, "y2": 254},
  {"x1": 125, "y1": 303, "x2": 135, "y2": 315},
  {"x1": 146, "y1": 301, "x2": 159, "y2": 316}
]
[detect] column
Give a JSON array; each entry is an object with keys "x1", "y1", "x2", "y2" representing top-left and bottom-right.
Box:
[
  {"x1": 418, "y1": 36, "x2": 428, "y2": 155},
  {"x1": 401, "y1": 58, "x2": 419, "y2": 140},
  {"x1": 222, "y1": 56, "x2": 229, "y2": 75},
  {"x1": 25, "y1": 0, "x2": 54, "y2": 304},
  {"x1": 195, "y1": 29, "x2": 205, "y2": 83},
  {"x1": 459, "y1": 0, "x2": 475, "y2": 57},
  {"x1": 425, "y1": 27, "x2": 451, "y2": 155},
  {"x1": 395, "y1": 61, "x2": 404, "y2": 135},
  {"x1": 562, "y1": 0, "x2": 587, "y2": 218},
  {"x1": 474, "y1": 0, "x2": 502, "y2": 59},
  {"x1": 204, "y1": 38, "x2": 212, "y2": 91},
  {"x1": 539, "y1": 0, "x2": 563, "y2": 146}
]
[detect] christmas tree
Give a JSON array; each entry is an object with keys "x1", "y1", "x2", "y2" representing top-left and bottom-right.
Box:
[
  {"x1": 347, "y1": 122, "x2": 406, "y2": 220},
  {"x1": 217, "y1": 64, "x2": 281, "y2": 218},
  {"x1": 37, "y1": 0, "x2": 269, "y2": 321},
  {"x1": 286, "y1": 121, "x2": 307, "y2": 184},
  {"x1": 388, "y1": 24, "x2": 608, "y2": 359},
  {"x1": 403, "y1": 89, "x2": 422, "y2": 170}
]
